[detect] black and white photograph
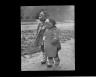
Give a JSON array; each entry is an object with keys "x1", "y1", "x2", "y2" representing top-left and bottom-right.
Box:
[{"x1": 21, "y1": 6, "x2": 75, "y2": 71}]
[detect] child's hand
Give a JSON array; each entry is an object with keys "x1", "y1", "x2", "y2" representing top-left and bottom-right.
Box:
[{"x1": 41, "y1": 26, "x2": 45, "y2": 30}]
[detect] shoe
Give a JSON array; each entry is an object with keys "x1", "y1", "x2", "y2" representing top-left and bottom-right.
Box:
[
  {"x1": 53, "y1": 55, "x2": 60, "y2": 67},
  {"x1": 41, "y1": 60, "x2": 46, "y2": 64},
  {"x1": 47, "y1": 65, "x2": 53, "y2": 68},
  {"x1": 54, "y1": 58, "x2": 60, "y2": 67},
  {"x1": 54, "y1": 62, "x2": 60, "y2": 67},
  {"x1": 41, "y1": 52, "x2": 47, "y2": 64},
  {"x1": 47, "y1": 57, "x2": 54, "y2": 68}
]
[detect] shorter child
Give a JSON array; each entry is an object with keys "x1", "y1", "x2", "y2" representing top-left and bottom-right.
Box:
[{"x1": 42, "y1": 18, "x2": 61, "y2": 68}]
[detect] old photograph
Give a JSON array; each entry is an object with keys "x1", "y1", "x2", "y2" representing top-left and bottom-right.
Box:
[{"x1": 21, "y1": 6, "x2": 75, "y2": 71}]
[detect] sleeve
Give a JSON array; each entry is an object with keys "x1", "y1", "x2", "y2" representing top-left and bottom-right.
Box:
[
  {"x1": 36, "y1": 23, "x2": 40, "y2": 34},
  {"x1": 36, "y1": 23, "x2": 43, "y2": 37}
]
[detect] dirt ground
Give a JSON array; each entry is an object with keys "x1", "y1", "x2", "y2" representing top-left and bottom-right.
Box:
[
  {"x1": 21, "y1": 22, "x2": 75, "y2": 71},
  {"x1": 21, "y1": 38, "x2": 75, "y2": 71}
]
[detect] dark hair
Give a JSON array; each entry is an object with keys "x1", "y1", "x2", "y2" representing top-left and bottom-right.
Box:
[
  {"x1": 45, "y1": 18, "x2": 57, "y2": 29},
  {"x1": 39, "y1": 10, "x2": 49, "y2": 17}
]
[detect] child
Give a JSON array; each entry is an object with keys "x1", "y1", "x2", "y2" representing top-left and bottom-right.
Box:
[{"x1": 43, "y1": 18, "x2": 61, "y2": 68}]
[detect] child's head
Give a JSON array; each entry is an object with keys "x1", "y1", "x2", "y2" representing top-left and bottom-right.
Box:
[
  {"x1": 45, "y1": 18, "x2": 56, "y2": 29},
  {"x1": 39, "y1": 10, "x2": 49, "y2": 22}
]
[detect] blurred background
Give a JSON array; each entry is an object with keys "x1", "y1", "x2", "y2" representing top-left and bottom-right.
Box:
[{"x1": 21, "y1": 6, "x2": 74, "y2": 22}]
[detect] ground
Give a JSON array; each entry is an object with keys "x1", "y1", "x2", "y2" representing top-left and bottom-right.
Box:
[
  {"x1": 21, "y1": 38, "x2": 75, "y2": 71},
  {"x1": 21, "y1": 22, "x2": 75, "y2": 71}
]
